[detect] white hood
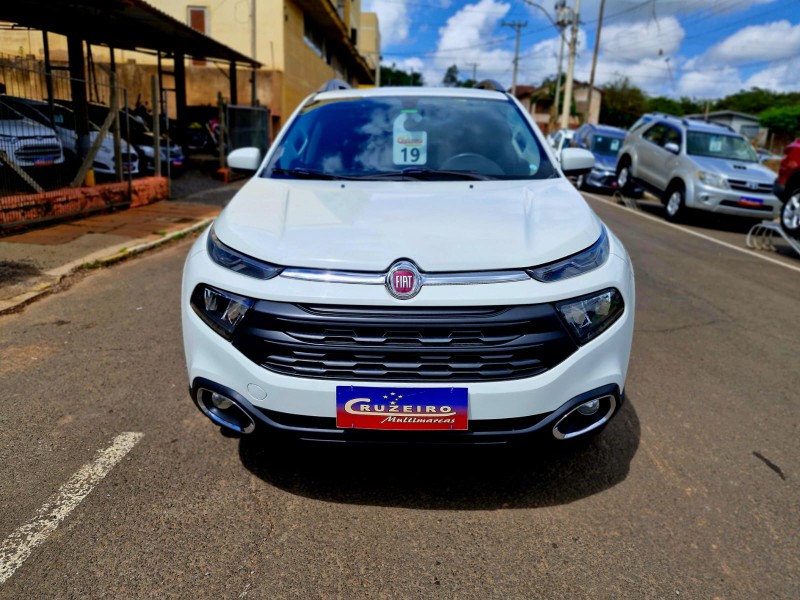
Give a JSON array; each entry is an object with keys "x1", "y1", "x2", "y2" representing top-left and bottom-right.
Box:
[{"x1": 214, "y1": 177, "x2": 602, "y2": 272}]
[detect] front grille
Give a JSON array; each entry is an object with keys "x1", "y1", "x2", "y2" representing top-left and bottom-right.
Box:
[
  {"x1": 16, "y1": 143, "x2": 61, "y2": 160},
  {"x1": 233, "y1": 301, "x2": 578, "y2": 382},
  {"x1": 728, "y1": 179, "x2": 773, "y2": 193}
]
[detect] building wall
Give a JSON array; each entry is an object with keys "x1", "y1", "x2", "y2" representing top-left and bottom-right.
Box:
[{"x1": 359, "y1": 12, "x2": 380, "y2": 73}]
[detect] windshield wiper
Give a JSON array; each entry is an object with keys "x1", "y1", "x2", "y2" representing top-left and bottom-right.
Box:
[
  {"x1": 357, "y1": 167, "x2": 491, "y2": 181},
  {"x1": 270, "y1": 168, "x2": 358, "y2": 180}
]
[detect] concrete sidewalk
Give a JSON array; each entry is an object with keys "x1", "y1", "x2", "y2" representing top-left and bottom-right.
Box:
[{"x1": 0, "y1": 180, "x2": 244, "y2": 313}]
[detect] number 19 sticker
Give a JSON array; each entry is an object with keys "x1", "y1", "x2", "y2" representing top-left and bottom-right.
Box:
[{"x1": 393, "y1": 111, "x2": 427, "y2": 165}]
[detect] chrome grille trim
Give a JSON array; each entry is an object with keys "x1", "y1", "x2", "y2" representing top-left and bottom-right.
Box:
[{"x1": 281, "y1": 267, "x2": 531, "y2": 286}]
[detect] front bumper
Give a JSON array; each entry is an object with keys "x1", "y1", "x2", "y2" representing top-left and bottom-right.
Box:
[
  {"x1": 691, "y1": 182, "x2": 781, "y2": 217},
  {"x1": 182, "y1": 228, "x2": 635, "y2": 442},
  {"x1": 585, "y1": 169, "x2": 620, "y2": 192}
]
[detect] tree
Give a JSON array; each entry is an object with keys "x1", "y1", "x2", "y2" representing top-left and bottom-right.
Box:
[
  {"x1": 380, "y1": 64, "x2": 423, "y2": 87},
  {"x1": 759, "y1": 105, "x2": 800, "y2": 138},
  {"x1": 714, "y1": 88, "x2": 800, "y2": 115},
  {"x1": 442, "y1": 65, "x2": 460, "y2": 87},
  {"x1": 599, "y1": 77, "x2": 647, "y2": 128},
  {"x1": 646, "y1": 96, "x2": 683, "y2": 116}
]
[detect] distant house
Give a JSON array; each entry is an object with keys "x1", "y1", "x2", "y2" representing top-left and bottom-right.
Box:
[
  {"x1": 513, "y1": 80, "x2": 602, "y2": 135},
  {"x1": 686, "y1": 111, "x2": 767, "y2": 144}
]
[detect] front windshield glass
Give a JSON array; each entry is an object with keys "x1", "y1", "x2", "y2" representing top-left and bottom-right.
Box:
[
  {"x1": 592, "y1": 135, "x2": 622, "y2": 156},
  {"x1": 263, "y1": 96, "x2": 557, "y2": 180},
  {"x1": 687, "y1": 131, "x2": 758, "y2": 162}
]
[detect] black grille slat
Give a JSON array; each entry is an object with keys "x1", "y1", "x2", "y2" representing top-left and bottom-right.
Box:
[{"x1": 233, "y1": 301, "x2": 577, "y2": 382}]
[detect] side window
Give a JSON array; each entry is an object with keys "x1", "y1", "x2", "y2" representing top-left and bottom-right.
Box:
[
  {"x1": 664, "y1": 127, "x2": 682, "y2": 148},
  {"x1": 643, "y1": 124, "x2": 668, "y2": 147}
]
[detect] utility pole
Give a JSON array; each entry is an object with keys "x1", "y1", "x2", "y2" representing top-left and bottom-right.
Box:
[
  {"x1": 587, "y1": 0, "x2": 605, "y2": 124},
  {"x1": 465, "y1": 62, "x2": 479, "y2": 83},
  {"x1": 553, "y1": 1, "x2": 570, "y2": 129},
  {"x1": 250, "y1": 0, "x2": 257, "y2": 106},
  {"x1": 560, "y1": 0, "x2": 580, "y2": 129},
  {"x1": 502, "y1": 21, "x2": 527, "y2": 96}
]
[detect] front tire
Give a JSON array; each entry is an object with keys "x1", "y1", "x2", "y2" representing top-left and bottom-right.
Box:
[
  {"x1": 616, "y1": 159, "x2": 634, "y2": 196},
  {"x1": 781, "y1": 188, "x2": 800, "y2": 240},
  {"x1": 664, "y1": 183, "x2": 688, "y2": 223}
]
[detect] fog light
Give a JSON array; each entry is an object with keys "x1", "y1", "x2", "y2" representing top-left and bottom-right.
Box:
[
  {"x1": 577, "y1": 399, "x2": 600, "y2": 415},
  {"x1": 211, "y1": 392, "x2": 233, "y2": 410}
]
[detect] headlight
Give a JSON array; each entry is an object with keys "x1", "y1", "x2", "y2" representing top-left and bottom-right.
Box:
[
  {"x1": 528, "y1": 227, "x2": 609, "y2": 282},
  {"x1": 190, "y1": 284, "x2": 253, "y2": 340},
  {"x1": 698, "y1": 171, "x2": 728, "y2": 189},
  {"x1": 556, "y1": 288, "x2": 624, "y2": 344},
  {"x1": 207, "y1": 226, "x2": 282, "y2": 279}
]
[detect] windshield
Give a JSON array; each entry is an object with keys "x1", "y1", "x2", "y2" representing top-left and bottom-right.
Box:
[
  {"x1": 687, "y1": 131, "x2": 758, "y2": 162},
  {"x1": 592, "y1": 135, "x2": 622, "y2": 156},
  {"x1": 263, "y1": 96, "x2": 557, "y2": 180}
]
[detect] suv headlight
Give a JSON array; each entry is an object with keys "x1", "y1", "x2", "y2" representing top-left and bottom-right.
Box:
[
  {"x1": 528, "y1": 227, "x2": 609, "y2": 282},
  {"x1": 698, "y1": 171, "x2": 728, "y2": 189},
  {"x1": 207, "y1": 226, "x2": 282, "y2": 279},
  {"x1": 190, "y1": 284, "x2": 253, "y2": 340},
  {"x1": 556, "y1": 288, "x2": 624, "y2": 344}
]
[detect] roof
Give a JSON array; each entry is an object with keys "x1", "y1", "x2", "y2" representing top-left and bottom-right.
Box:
[
  {"x1": 584, "y1": 124, "x2": 627, "y2": 137},
  {"x1": 315, "y1": 86, "x2": 511, "y2": 101},
  {"x1": 0, "y1": 0, "x2": 259, "y2": 66},
  {"x1": 686, "y1": 110, "x2": 760, "y2": 122},
  {"x1": 654, "y1": 113, "x2": 740, "y2": 135}
]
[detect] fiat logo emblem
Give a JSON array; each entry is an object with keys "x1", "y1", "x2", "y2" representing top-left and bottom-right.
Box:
[{"x1": 386, "y1": 260, "x2": 422, "y2": 299}]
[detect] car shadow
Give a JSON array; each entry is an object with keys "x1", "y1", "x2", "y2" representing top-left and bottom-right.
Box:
[
  {"x1": 238, "y1": 394, "x2": 641, "y2": 510},
  {"x1": 635, "y1": 197, "x2": 767, "y2": 233}
]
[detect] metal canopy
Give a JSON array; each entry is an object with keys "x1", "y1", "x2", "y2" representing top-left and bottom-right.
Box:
[{"x1": 1, "y1": 0, "x2": 260, "y2": 67}]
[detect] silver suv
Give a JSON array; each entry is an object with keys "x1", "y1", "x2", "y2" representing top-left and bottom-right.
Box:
[{"x1": 616, "y1": 115, "x2": 780, "y2": 222}]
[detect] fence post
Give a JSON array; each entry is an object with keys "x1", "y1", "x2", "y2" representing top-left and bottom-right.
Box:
[
  {"x1": 151, "y1": 75, "x2": 161, "y2": 177},
  {"x1": 124, "y1": 89, "x2": 132, "y2": 204},
  {"x1": 218, "y1": 92, "x2": 226, "y2": 171},
  {"x1": 111, "y1": 72, "x2": 123, "y2": 182}
]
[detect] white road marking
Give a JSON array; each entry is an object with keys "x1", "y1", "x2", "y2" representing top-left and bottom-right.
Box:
[
  {"x1": 583, "y1": 191, "x2": 800, "y2": 275},
  {"x1": 0, "y1": 432, "x2": 144, "y2": 585}
]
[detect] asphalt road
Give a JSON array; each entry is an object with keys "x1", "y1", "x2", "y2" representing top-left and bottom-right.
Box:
[{"x1": 1, "y1": 195, "x2": 798, "y2": 599}]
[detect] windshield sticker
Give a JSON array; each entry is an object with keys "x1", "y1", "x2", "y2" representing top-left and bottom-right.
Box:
[
  {"x1": 610, "y1": 139, "x2": 620, "y2": 151},
  {"x1": 709, "y1": 137, "x2": 723, "y2": 152},
  {"x1": 392, "y1": 111, "x2": 427, "y2": 165}
]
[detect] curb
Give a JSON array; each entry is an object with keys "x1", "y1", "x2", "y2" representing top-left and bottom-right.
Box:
[{"x1": 0, "y1": 217, "x2": 214, "y2": 315}]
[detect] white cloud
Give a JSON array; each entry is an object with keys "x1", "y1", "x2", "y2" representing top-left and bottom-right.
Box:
[
  {"x1": 425, "y1": 0, "x2": 514, "y2": 85},
  {"x1": 704, "y1": 20, "x2": 800, "y2": 65},
  {"x1": 600, "y1": 16, "x2": 684, "y2": 62},
  {"x1": 572, "y1": 0, "x2": 775, "y2": 24},
  {"x1": 364, "y1": 0, "x2": 410, "y2": 46},
  {"x1": 745, "y1": 59, "x2": 800, "y2": 92},
  {"x1": 677, "y1": 67, "x2": 744, "y2": 98}
]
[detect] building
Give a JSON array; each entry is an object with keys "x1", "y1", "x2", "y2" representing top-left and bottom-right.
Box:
[
  {"x1": 0, "y1": 0, "x2": 379, "y2": 136},
  {"x1": 514, "y1": 80, "x2": 602, "y2": 135},
  {"x1": 686, "y1": 110, "x2": 766, "y2": 144}
]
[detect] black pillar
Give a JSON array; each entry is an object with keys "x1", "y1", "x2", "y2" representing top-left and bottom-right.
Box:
[
  {"x1": 174, "y1": 52, "x2": 187, "y2": 146},
  {"x1": 42, "y1": 31, "x2": 56, "y2": 131},
  {"x1": 229, "y1": 62, "x2": 238, "y2": 105},
  {"x1": 67, "y1": 36, "x2": 91, "y2": 160}
]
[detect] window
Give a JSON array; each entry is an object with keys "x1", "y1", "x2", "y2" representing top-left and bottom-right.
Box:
[
  {"x1": 643, "y1": 124, "x2": 669, "y2": 147},
  {"x1": 188, "y1": 7, "x2": 208, "y2": 66},
  {"x1": 304, "y1": 15, "x2": 325, "y2": 57}
]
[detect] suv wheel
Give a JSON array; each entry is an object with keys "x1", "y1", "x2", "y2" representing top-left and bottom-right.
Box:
[
  {"x1": 664, "y1": 183, "x2": 688, "y2": 222},
  {"x1": 781, "y1": 188, "x2": 800, "y2": 240},
  {"x1": 616, "y1": 159, "x2": 633, "y2": 195}
]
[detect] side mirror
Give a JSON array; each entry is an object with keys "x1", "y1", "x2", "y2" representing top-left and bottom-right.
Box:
[
  {"x1": 560, "y1": 147, "x2": 595, "y2": 176},
  {"x1": 227, "y1": 147, "x2": 261, "y2": 172},
  {"x1": 664, "y1": 142, "x2": 680, "y2": 155}
]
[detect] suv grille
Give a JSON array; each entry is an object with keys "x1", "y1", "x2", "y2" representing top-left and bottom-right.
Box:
[
  {"x1": 16, "y1": 143, "x2": 61, "y2": 160},
  {"x1": 233, "y1": 302, "x2": 578, "y2": 382},
  {"x1": 728, "y1": 179, "x2": 772, "y2": 194}
]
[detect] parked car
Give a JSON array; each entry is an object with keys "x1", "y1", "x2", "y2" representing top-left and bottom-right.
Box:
[
  {"x1": 547, "y1": 128, "x2": 575, "y2": 159},
  {"x1": 53, "y1": 99, "x2": 184, "y2": 176},
  {"x1": 773, "y1": 138, "x2": 800, "y2": 240},
  {"x1": 755, "y1": 147, "x2": 781, "y2": 164},
  {"x1": 571, "y1": 123, "x2": 634, "y2": 193},
  {"x1": 0, "y1": 101, "x2": 64, "y2": 170},
  {"x1": 0, "y1": 96, "x2": 139, "y2": 177},
  {"x1": 181, "y1": 81, "x2": 635, "y2": 447},
  {"x1": 616, "y1": 115, "x2": 781, "y2": 222}
]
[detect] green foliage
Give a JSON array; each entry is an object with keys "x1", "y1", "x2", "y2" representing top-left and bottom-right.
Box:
[
  {"x1": 443, "y1": 65, "x2": 460, "y2": 87},
  {"x1": 715, "y1": 88, "x2": 800, "y2": 114},
  {"x1": 759, "y1": 105, "x2": 800, "y2": 137},
  {"x1": 599, "y1": 77, "x2": 647, "y2": 128},
  {"x1": 380, "y1": 64, "x2": 423, "y2": 87},
  {"x1": 646, "y1": 96, "x2": 683, "y2": 116}
]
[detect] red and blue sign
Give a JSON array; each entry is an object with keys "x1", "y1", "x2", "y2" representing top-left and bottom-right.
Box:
[{"x1": 336, "y1": 386, "x2": 468, "y2": 431}]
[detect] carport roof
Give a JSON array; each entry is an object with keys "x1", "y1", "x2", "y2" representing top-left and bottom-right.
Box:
[{"x1": 1, "y1": 0, "x2": 260, "y2": 67}]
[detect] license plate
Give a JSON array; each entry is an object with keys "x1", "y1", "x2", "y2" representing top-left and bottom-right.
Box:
[
  {"x1": 171, "y1": 160, "x2": 183, "y2": 167},
  {"x1": 738, "y1": 196, "x2": 763, "y2": 207},
  {"x1": 34, "y1": 158, "x2": 55, "y2": 166},
  {"x1": 336, "y1": 386, "x2": 468, "y2": 431}
]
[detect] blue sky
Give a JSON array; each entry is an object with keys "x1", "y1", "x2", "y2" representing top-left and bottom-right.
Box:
[{"x1": 363, "y1": 0, "x2": 800, "y2": 98}]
